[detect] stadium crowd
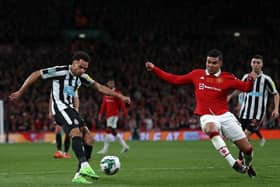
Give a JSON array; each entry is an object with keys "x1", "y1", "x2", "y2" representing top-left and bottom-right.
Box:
[{"x1": 1, "y1": 0, "x2": 280, "y2": 134}]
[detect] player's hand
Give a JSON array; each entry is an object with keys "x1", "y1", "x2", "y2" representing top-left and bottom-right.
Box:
[
  {"x1": 247, "y1": 72, "x2": 257, "y2": 81},
  {"x1": 145, "y1": 61, "x2": 154, "y2": 71},
  {"x1": 9, "y1": 90, "x2": 22, "y2": 101},
  {"x1": 121, "y1": 96, "x2": 131, "y2": 104},
  {"x1": 271, "y1": 109, "x2": 279, "y2": 119},
  {"x1": 98, "y1": 114, "x2": 102, "y2": 121}
]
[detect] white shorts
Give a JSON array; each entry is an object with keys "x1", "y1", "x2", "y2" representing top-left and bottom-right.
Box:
[
  {"x1": 200, "y1": 112, "x2": 246, "y2": 142},
  {"x1": 106, "y1": 116, "x2": 119, "y2": 129}
]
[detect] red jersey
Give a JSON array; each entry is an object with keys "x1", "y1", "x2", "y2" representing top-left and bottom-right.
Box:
[
  {"x1": 152, "y1": 66, "x2": 253, "y2": 116},
  {"x1": 99, "y1": 90, "x2": 128, "y2": 119}
]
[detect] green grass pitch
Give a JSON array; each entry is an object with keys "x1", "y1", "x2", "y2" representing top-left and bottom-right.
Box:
[{"x1": 0, "y1": 140, "x2": 279, "y2": 187}]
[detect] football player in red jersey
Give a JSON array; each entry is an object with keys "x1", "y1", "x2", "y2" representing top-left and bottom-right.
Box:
[
  {"x1": 146, "y1": 49, "x2": 257, "y2": 177},
  {"x1": 97, "y1": 79, "x2": 129, "y2": 154}
]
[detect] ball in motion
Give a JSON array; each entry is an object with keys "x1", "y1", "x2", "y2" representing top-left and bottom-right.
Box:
[{"x1": 100, "y1": 155, "x2": 121, "y2": 175}]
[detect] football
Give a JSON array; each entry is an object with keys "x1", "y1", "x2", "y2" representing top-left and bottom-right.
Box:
[{"x1": 100, "y1": 155, "x2": 121, "y2": 175}]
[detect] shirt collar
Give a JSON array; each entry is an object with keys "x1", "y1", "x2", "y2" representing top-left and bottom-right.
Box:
[
  {"x1": 254, "y1": 71, "x2": 263, "y2": 77},
  {"x1": 205, "y1": 69, "x2": 221, "y2": 77}
]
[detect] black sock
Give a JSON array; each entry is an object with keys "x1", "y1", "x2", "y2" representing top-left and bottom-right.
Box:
[
  {"x1": 56, "y1": 133, "x2": 62, "y2": 151},
  {"x1": 76, "y1": 162, "x2": 81, "y2": 172},
  {"x1": 72, "y1": 136, "x2": 87, "y2": 163},
  {"x1": 64, "y1": 135, "x2": 70, "y2": 153},
  {"x1": 84, "y1": 144, "x2": 93, "y2": 161},
  {"x1": 255, "y1": 130, "x2": 263, "y2": 139},
  {"x1": 238, "y1": 151, "x2": 244, "y2": 160}
]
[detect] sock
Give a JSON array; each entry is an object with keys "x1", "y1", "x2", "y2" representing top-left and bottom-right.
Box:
[
  {"x1": 255, "y1": 130, "x2": 263, "y2": 139},
  {"x1": 72, "y1": 136, "x2": 87, "y2": 163},
  {"x1": 84, "y1": 144, "x2": 93, "y2": 161},
  {"x1": 56, "y1": 133, "x2": 62, "y2": 151},
  {"x1": 81, "y1": 162, "x2": 90, "y2": 169},
  {"x1": 64, "y1": 135, "x2": 70, "y2": 153},
  {"x1": 243, "y1": 147, "x2": 253, "y2": 166},
  {"x1": 76, "y1": 162, "x2": 81, "y2": 173},
  {"x1": 115, "y1": 133, "x2": 128, "y2": 148},
  {"x1": 238, "y1": 151, "x2": 244, "y2": 160},
  {"x1": 210, "y1": 133, "x2": 235, "y2": 167},
  {"x1": 101, "y1": 134, "x2": 110, "y2": 152}
]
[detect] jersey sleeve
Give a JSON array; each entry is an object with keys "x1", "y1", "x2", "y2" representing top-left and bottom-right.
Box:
[
  {"x1": 118, "y1": 97, "x2": 128, "y2": 117},
  {"x1": 40, "y1": 66, "x2": 68, "y2": 79},
  {"x1": 152, "y1": 66, "x2": 194, "y2": 85},
  {"x1": 80, "y1": 73, "x2": 95, "y2": 87},
  {"x1": 229, "y1": 74, "x2": 254, "y2": 92},
  {"x1": 266, "y1": 76, "x2": 279, "y2": 94}
]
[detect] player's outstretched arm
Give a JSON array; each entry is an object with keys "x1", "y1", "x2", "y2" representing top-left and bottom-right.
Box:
[
  {"x1": 272, "y1": 93, "x2": 279, "y2": 119},
  {"x1": 145, "y1": 61, "x2": 192, "y2": 85},
  {"x1": 93, "y1": 81, "x2": 131, "y2": 104},
  {"x1": 231, "y1": 72, "x2": 257, "y2": 92},
  {"x1": 9, "y1": 70, "x2": 41, "y2": 101}
]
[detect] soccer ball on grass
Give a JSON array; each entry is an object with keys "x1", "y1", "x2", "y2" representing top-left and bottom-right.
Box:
[{"x1": 100, "y1": 155, "x2": 120, "y2": 175}]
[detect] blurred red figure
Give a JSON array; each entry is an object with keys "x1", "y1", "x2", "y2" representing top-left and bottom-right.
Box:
[{"x1": 98, "y1": 79, "x2": 129, "y2": 154}]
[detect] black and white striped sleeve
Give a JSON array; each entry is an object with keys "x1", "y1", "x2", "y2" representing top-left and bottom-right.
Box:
[
  {"x1": 40, "y1": 66, "x2": 68, "y2": 80},
  {"x1": 266, "y1": 75, "x2": 278, "y2": 94}
]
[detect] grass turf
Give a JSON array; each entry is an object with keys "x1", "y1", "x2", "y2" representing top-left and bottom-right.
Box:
[{"x1": 0, "y1": 140, "x2": 279, "y2": 187}]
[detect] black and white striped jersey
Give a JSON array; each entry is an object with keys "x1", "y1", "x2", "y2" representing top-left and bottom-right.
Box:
[
  {"x1": 40, "y1": 65, "x2": 95, "y2": 114},
  {"x1": 239, "y1": 72, "x2": 278, "y2": 120}
]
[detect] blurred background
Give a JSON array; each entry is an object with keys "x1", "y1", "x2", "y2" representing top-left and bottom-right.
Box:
[{"x1": 0, "y1": 0, "x2": 280, "y2": 142}]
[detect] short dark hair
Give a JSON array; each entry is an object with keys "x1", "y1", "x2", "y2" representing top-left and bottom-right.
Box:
[
  {"x1": 252, "y1": 54, "x2": 263, "y2": 61},
  {"x1": 72, "y1": 51, "x2": 91, "y2": 63},
  {"x1": 207, "y1": 49, "x2": 223, "y2": 60}
]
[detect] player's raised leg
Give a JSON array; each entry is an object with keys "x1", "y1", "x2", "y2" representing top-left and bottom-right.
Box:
[
  {"x1": 200, "y1": 115, "x2": 247, "y2": 174},
  {"x1": 235, "y1": 138, "x2": 256, "y2": 178}
]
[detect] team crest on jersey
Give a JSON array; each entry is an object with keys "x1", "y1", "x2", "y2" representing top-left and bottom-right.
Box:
[
  {"x1": 216, "y1": 78, "x2": 223, "y2": 83},
  {"x1": 200, "y1": 76, "x2": 205, "y2": 80},
  {"x1": 206, "y1": 77, "x2": 214, "y2": 83}
]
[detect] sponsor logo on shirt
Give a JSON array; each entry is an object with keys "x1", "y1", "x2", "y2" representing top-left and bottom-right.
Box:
[
  {"x1": 64, "y1": 86, "x2": 75, "y2": 96},
  {"x1": 198, "y1": 83, "x2": 221, "y2": 91},
  {"x1": 248, "y1": 92, "x2": 263, "y2": 97}
]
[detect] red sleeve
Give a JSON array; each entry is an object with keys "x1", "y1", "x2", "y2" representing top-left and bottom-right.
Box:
[
  {"x1": 119, "y1": 99, "x2": 128, "y2": 117},
  {"x1": 230, "y1": 76, "x2": 254, "y2": 92},
  {"x1": 98, "y1": 97, "x2": 106, "y2": 115},
  {"x1": 152, "y1": 66, "x2": 193, "y2": 85}
]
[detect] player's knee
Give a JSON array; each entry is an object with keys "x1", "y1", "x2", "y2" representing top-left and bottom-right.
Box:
[
  {"x1": 84, "y1": 133, "x2": 94, "y2": 145},
  {"x1": 106, "y1": 127, "x2": 117, "y2": 136},
  {"x1": 238, "y1": 140, "x2": 253, "y2": 154},
  {"x1": 111, "y1": 128, "x2": 117, "y2": 136},
  {"x1": 55, "y1": 125, "x2": 62, "y2": 133},
  {"x1": 203, "y1": 123, "x2": 218, "y2": 136},
  {"x1": 243, "y1": 145, "x2": 253, "y2": 155}
]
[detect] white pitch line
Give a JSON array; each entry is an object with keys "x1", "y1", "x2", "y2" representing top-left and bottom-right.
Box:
[{"x1": 0, "y1": 165, "x2": 278, "y2": 176}]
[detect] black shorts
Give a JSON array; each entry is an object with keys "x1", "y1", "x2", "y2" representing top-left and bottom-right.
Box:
[
  {"x1": 54, "y1": 108, "x2": 84, "y2": 134},
  {"x1": 239, "y1": 118, "x2": 262, "y2": 132}
]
